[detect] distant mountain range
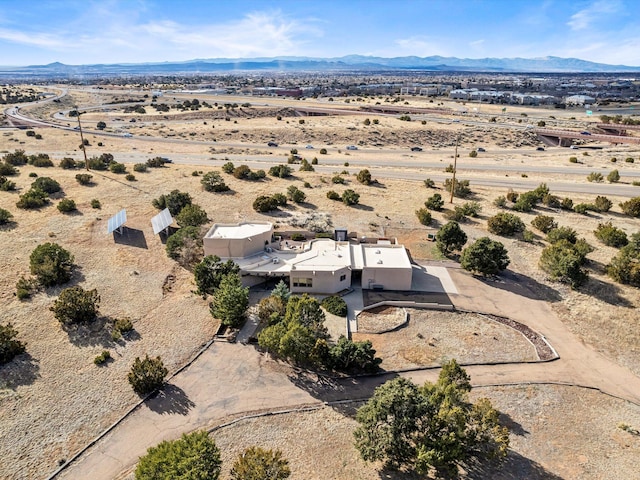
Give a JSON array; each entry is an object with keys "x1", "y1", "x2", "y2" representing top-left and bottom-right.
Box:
[{"x1": 2, "y1": 55, "x2": 640, "y2": 77}]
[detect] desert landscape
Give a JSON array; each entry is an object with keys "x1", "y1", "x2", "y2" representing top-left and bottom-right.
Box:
[{"x1": 2, "y1": 82, "x2": 640, "y2": 480}]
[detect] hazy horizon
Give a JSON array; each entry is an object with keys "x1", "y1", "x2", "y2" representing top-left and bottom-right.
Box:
[{"x1": 1, "y1": 0, "x2": 639, "y2": 67}]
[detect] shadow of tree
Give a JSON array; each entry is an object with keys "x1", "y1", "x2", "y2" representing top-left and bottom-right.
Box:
[
  {"x1": 498, "y1": 412, "x2": 529, "y2": 437},
  {"x1": 0, "y1": 352, "x2": 40, "y2": 389},
  {"x1": 580, "y1": 276, "x2": 633, "y2": 307},
  {"x1": 464, "y1": 451, "x2": 564, "y2": 480},
  {"x1": 147, "y1": 384, "x2": 195, "y2": 415},
  {"x1": 353, "y1": 203, "x2": 374, "y2": 211},
  {"x1": 60, "y1": 316, "x2": 115, "y2": 348},
  {"x1": 479, "y1": 270, "x2": 563, "y2": 303},
  {"x1": 0, "y1": 220, "x2": 18, "y2": 232}
]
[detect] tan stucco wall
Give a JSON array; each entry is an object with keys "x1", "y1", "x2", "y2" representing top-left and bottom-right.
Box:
[
  {"x1": 203, "y1": 230, "x2": 273, "y2": 258},
  {"x1": 290, "y1": 267, "x2": 351, "y2": 294},
  {"x1": 362, "y1": 266, "x2": 412, "y2": 290}
]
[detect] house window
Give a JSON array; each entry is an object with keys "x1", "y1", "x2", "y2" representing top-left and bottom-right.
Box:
[
  {"x1": 339, "y1": 274, "x2": 346, "y2": 281},
  {"x1": 293, "y1": 278, "x2": 313, "y2": 288}
]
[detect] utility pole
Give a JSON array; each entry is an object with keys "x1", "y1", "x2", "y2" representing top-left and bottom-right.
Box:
[
  {"x1": 74, "y1": 107, "x2": 89, "y2": 171},
  {"x1": 450, "y1": 135, "x2": 459, "y2": 204}
]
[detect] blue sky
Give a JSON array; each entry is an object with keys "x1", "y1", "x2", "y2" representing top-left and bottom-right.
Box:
[{"x1": 1, "y1": 0, "x2": 639, "y2": 66}]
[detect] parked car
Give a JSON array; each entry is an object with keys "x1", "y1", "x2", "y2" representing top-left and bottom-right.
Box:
[
  {"x1": 410, "y1": 146, "x2": 423, "y2": 152},
  {"x1": 346, "y1": 145, "x2": 358, "y2": 150},
  {"x1": 570, "y1": 145, "x2": 579, "y2": 149},
  {"x1": 536, "y1": 146, "x2": 545, "y2": 151},
  {"x1": 122, "y1": 133, "x2": 133, "y2": 138},
  {"x1": 581, "y1": 131, "x2": 591, "y2": 135},
  {"x1": 305, "y1": 144, "x2": 314, "y2": 149},
  {"x1": 267, "y1": 141, "x2": 278, "y2": 147},
  {"x1": 477, "y1": 147, "x2": 486, "y2": 152}
]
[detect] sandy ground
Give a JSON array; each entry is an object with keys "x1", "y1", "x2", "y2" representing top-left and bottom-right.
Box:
[{"x1": 1, "y1": 89, "x2": 640, "y2": 478}]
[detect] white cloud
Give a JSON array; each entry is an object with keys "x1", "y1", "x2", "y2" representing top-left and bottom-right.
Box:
[
  {"x1": 567, "y1": 0, "x2": 622, "y2": 31},
  {"x1": 393, "y1": 36, "x2": 447, "y2": 56}
]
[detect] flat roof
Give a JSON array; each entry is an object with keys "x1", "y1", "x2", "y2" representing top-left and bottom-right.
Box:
[
  {"x1": 290, "y1": 240, "x2": 351, "y2": 272},
  {"x1": 205, "y1": 222, "x2": 272, "y2": 240},
  {"x1": 362, "y1": 244, "x2": 411, "y2": 269}
]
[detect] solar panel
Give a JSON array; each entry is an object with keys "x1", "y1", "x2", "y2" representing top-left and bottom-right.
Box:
[
  {"x1": 151, "y1": 208, "x2": 174, "y2": 235},
  {"x1": 107, "y1": 209, "x2": 127, "y2": 234}
]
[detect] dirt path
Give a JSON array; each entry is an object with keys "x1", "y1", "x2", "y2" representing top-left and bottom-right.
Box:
[{"x1": 53, "y1": 268, "x2": 640, "y2": 480}]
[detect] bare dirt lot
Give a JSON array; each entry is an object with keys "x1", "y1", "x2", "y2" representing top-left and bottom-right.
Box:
[{"x1": 1, "y1": 89, "x2": 640, "y2": 478}]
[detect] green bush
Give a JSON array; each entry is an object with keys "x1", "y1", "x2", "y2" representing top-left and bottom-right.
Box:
[
  {"x1": 128, "y1": 355, "x2": 167, "y2": 395},
  {"x1": 109, "y1": 162, "x2": 127, "y2": 174},
  {"x1": 328, "y1": 336, "x2": 381, "y2": 373},
  {"x1": 201, "y1": 171, "x2": 230, "y2": 192},
  {"x1": 271, "y1": 193, "x2": 287, "y2": 206},
  {"x1": 547, "y1": 226, "x2": 577, "y2": 244},
  {"x1": 436, "y1": 221, "x2": 467, "y2": 255},
  {"x1": 342, "y1": 189, "x2": 360, "y2": 206},
  {"x1": 593, "y1": 196, "x2": 612, "y2": 212},
  {"x1": 506, "y1": 190, "x2": 518, "y2": 202},
  {"x1": 625, "y1": 157, "x2": 635, "y2": 163},
  {"x1": 531, "y1": 215, "x2": 557, "y2": 234},
  {"x1": 299, "y1": 159, "x2": 314, "y2": 172},
  {"x1": 3, "y1": 149, "x2": 28, "y2": 165},
  {"x1": 75, "y1": 173, "x2": 93, "y2": 185},
  {"x1": 146, "y1": 156, "x2": 168, "y2": 168},
  {"x1": 209, "y1": 273, "x2": 249, "y2": 328},
  {"x1": 459, "y1": 201, "x2": 481, "y2": 217},
  {"x1": 326, "y1": 190, "x2": 340, "y2": 201},
  {"x1": 512, "y1": 191, "x2": 539, "y2": 212},
  {"x1": 332, "y1": 175, "x2": 345, "y2": 184},
  {"x1": 542, "y1": 194, "x2": 561, "y2": 208},
  {"x1": 287, "y1": 185, "x2": 306, "y2": 203},
  {"x1": 487, "y1": 212, "x2": 525, "y2": 236},
  {"x1": 569, "y1": 157, "x2": 578, "y2": 163},
  {"x1": 594, "y1": 222, "x2": 628, "y2": 247},
  {"x1": 319, "y1": 148, "x2": 327, "y2": 154},
  {"x1": 607, "y1": 234, "x2": 640, "y2": 286},
  {"x1": 620, "y1": 197, "x2": 640, "y2": 217},
  {"x1": 28, "y1": 154, "x2": 53, "y2": 167},
  {"x1": 29, "y1": 243, "x2": 74, "y2": 287},
  {"x1": 443, "y1": 178, "x2": 471, "y2": 198},
  {"x1": 16, "y1": 188, "x2": 48, "y2": 209},
  {"x1": 0, "y1": 163, "x2": 18, "y2": 176},
  {"x1": 59, "y1": 157, "x2": 77, "y2": 169},
  {"x1": 165, "y1": 226, "x2": 202, "y2": 263},
  {"x1": 94, "y1": 350, "x2": 111, "y2": 365},
  {"x1": 561, "y1": 197, "x2": 574, "y2": 210},
  {"x1": 32, "y1": 176, "x2": 61, "y2": 194},
  {"x1": 268, "y1": 164, "x2": 293, "y2": 178},
  {"x1": 423, "y1": 178, "x2": 435, "y2": 188},
  {"x1": 125, "y1": 174, "x2": 136, "y2": 181},
  {"x1": 222, "y1": 161, "x2": 235, "y2": 173},
  {"x1": 50, "y1": 286, "x2": 100, "y2": 324},
  {"x1": 133, "y1": 163, "x2": 147, "y2": 173},
  {"x1": 539, "y1": 241, "x2": 588, "y2": 288},
  {"x1": 416, "y1": 208, "x2": 432, "y2": 226},
  {"x1": 587, "y1": 172, "x2": 604, "y2": 183},
  {"x1": 0, "y1": 176, "x2": 16, "y2": 190},
  {"x1": 468, "y1": 150, "x2": 477, "y2": 158},
  {"x1": 425, "y1": 193, "x2": 444, "y2": 211},
  {"x1": 91, "y1": 199, "x2": 101, "y2": 209},
  {"x1": 253, "y1": 195, "x2": 278, "y2": 212},
  {"x1": 152, "y1": 190, "x2": 192, "y2": 215},
  {"x1": 230, "y1": 446, "x2": 290, "y2": 480},
  {"x1": 321, "y1": 296, "x2": 348, "y2": 316},
  {"x1": 494, "y1": 196, "x2": 506, "y2": 208},
  {"x1": 461, "y1": 237, "x2": 510, "y2": 276},
  {"x1": 0, "y1": 323, "x2": 26, "y2": 365},
  {"x1": 574, "y1": 203, "x2": 591, "y2": 214},
  {"x1": 194, "y1": 256, "x2": 240, "y2": 296},
  {"x1": 233, "y1": 164, "x2": 251, "y2": 179},
  {"x1": 607, "y1": 169, "x2": 620, "y2": 183},
  {"x1": 0, "y1": 207, "x2": 13, "y2": 224},
  {"x1": 57, "y1": 199, "x2": 77, "y2": 213},
  {"x1": 357, "y1": 169, "x2": 372, "y2": 184},
  {"x1": 175, "y1": 204, "x2": 208, "y2": 227}
]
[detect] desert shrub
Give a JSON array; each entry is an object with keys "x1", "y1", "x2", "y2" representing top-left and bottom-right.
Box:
[
  {"x1": 247, "y1": 169, "x2": 266, "y2": 180},
  {"x1": 311, "y1": 158, "x2": 318, "y2": 165},
  {"x1": 194, "y1": 256, "x2": 240, "y2": 297},
  {"x1": 222, "y1": 161, "x2": 235, "y2": 173},
  {"x1": 620, "y1": 197, "x2": 640, "y2": 217},
  {"x1": 29, "y1": 243, "x2": 74, "y2": 286},
  {"x1": 165, "y1": 226, "x2": 202, "y2": 262},
  {"x1": 31, "y1": 176, "x2": 61, "y2": 194},
  {"x1": 547, "y1": 226, "x2": 577, "y2": 244},
  {"x1": 87, "y1": 157, "x2": 108, "y2": 170},
  {"x1": 125, "y1": 174, "x2": 136, "y2": 181},
  {"x1": 539, "y1": 241, "x2": 588, "y2": 288},
  {"x1": 531, "y1": 215, "x2": 557, "y2": 234},
  {"x1": 176, "y1": 204, "x2": 208, "y2": 227},
  {"x1": 94, "y1": 350, "x2": 111, "y2": 365},
  {"x1": 128, "y1": 355, "x2": 167, "y2": 395},
  {"x1": 607, "y1": 234, "x2": 640, "y2": 286},
  {"x1": 607, "y1": 170, "x2": 620, "y2": 183},
  {"x1": 0, "y1": 323, "x2": 26, "y2": 365},
  {"x1": 542, "y1": 194, "x2": 561, "y2": 208},
  {"x1": 625, "y1": 157, "x2": 635, "y2": 163},
  {"x1": 0, "y1": 176, "x2": 16, "y2": 190},
  {"x1": 15, "y1": 276, "x2": 36, "y2": 300},
  {"x1": 532, "y1": 183, "x2": 550, "y2": 201},
  {"x1": 506, "y1": 190, "x2": 518, "y2": 203},
  {"x1": 303, "y1": 181, "x2": 311, "y2": 188},
  {"x1": 436, "y1": 221, "x2": 467, "y2": 255},
  {"x1": 253, "y1": 195, "x2": 278, "y2": 212},
  {"x1": 299, "y1": 159, "x2": 314, "y2": 172},
  {"x1": 594, "y1": 222, "x2": 628, "y2": 248},
  {"x1": 28, "y1": 172, "x2": 37, "y2": 178},
  {"x1": 357, "y1": 169, "x2": 372, "y2": 185},
  {"x1": 487, "y1": 212, "x2": 525, "y2": 236},
  {"x1": 328, "y1": 336, "x2": 381, "y2": 373},
  {"x1": 50, "y1": 286, "x2": 100, "y2": 324},
  {"x1": 57, "y1": 199, "x2": 77, "y2": 213},
  {"x1": 96, "y1": 121, "x2": 106, "y2": 130},
  {"x1": 201, "y1": 171, "x2": 229, "y2": 192},
  {"x1": 0, "y1": 163, "x2": 17, "y2": 176},
  {"x1": 459, "y1": 201, "x2": 481, "y2": 217},
  {"x1": 16, "y1": 188, "x2": 48, "y2": 209},
  {"x1": 423, "y1": 178, "x2": 435, "y2": 188},
  {"x1": 468, "y1": 150, "x2": 477, "y2": 158},
  {"x1": 59, "y1": 157, "x2": 77, "y2": 169},
  {"x1": 416, "y1": 208, "x2": 432, "y2": 226},
  {"x1": 332, "y1": 175, "x2": 345, "y2": 184},
  {"x1": 233, "y1": 164, "x2": 251, "y2": 179},
  {"x1": 342, "y1": 189, "x2": 360, "y2": 206},
  {"x1": 209, "y1": 273, "x2": 249, "y2": 327},
  {"x1": 91, "y1": 199, "x2": 101, "y2": 209},
  {"x1": 522, "y1": 229, "x2": 535, "y2": 242},
  {"x1": 494, "y1": 196, "x2": 506, "y2": 208},
  {"x1": 0, "y1": 207, "x2": 13, "y2": 224},
  {"x1": 152, "y1": 190, "x2": 192, "y2": 215},
  {"x1": 230, "y1": 446, "x2": 290, "y2": 480},
  {"x1": 574, "y1": 203, "x2": 591, "y2": 214},
  {"x1": 444, "y1": 206, "x2": 467, "y2": 222},
  {"x1": 146, "y1": 156, "x2": 168, "y2": 168},
  {"x1": 593, "y1": 196, "x2": 613, "y2": 212},
  {"x1": 75, "y1": 173, "x2": 93, "y2": 185},
  {"x1": 268, "y1": 164, "x2": 292, "y2": 178},
  {"x1": 611, "y1": 157, "x2": 617, "y2": 163},
  {"x1": 326, "y1": 190, "x2": 340, "y2": 201},
  {"x1": 3, "y1": 149, "x2": 28, "y2": 165},
  {"x1": 512, "y1": 191, "x2": 539, "y2": 212},
  {"x1": 425, "y1": 193, "x2": 444, "y2": 211},
  {"x1": 114, "y1": 317, "x2": 134, "y2": 336},
  {"x1": 587, "y1": 172, "x2": 604, "y2": 183},
  {"x1": 133, "y1": 163, "x2": 147, "y2": 173},
  {"x1": 287, "y1": 185, "x2": 306, "y2": 203},
  {"x1": 291, "y1": 233, "x2": 306, "y2": 241},
  {"x1": 461, "y1": 237, "x2": 510, "y2": 276},
  {"x1": 444, "y1": 164, "x2": 455, "y2": 173},
  {"x1": 319, "y1": 148, "x2": 327, "y2": 154},
  {"x1": 443, "y1": 178, "x2": 471, "y2": 198},
  {"x1": 321, "y1": 296, "x2": 348, "y2": 317},
  {"x1": 28, "y1": 154, "x2": 53, "y2": 167},
  {"x1": 561, "y1": 197, "x2": 574, "y2": 210},
  {"x1": 569, "y1": 157, "x2": 578, "y2": 163},
  {"x1": 270, "y1": 193, "x2": 287, "y2": 206}
]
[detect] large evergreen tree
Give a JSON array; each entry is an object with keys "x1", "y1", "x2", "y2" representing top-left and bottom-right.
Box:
[{"x1": 209, "y1": 273, "x2": 249, "y2": 327}]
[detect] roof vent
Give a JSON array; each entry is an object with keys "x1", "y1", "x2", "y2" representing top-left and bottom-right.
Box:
[
  {"x1": 375, "y1": 249, "x2": 381, "y2": 254},
  {"x1": 377, "y1": 259, "x2": 383, "y2": 264}
]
